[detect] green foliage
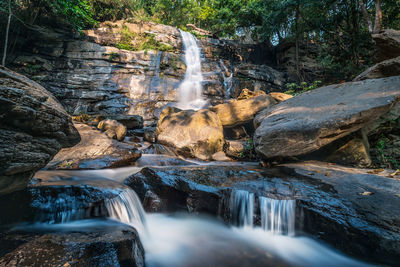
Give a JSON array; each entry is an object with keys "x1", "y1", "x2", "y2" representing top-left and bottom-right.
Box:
[
  {"x1": 285, "y1": 80, "x2": 322, "y2": 95},
  {"x1": 115, "y1": 24, "x2": 174, "y2": 52}
]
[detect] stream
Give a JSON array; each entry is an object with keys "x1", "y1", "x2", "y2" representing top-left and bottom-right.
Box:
[{"x1": 10, "y1": 161, "x2": 373, "y2": 267}]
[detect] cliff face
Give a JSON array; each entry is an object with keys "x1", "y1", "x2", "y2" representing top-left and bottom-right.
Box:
[{"x1": 10, "y1": 20, "x2": 287, "y2": 126}]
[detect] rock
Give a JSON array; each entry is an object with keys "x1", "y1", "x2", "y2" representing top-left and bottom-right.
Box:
[
  {"x1": 156, "y1": 109, "x2": 224, "y2": 160},
  {"x1": 254, "y1": 77, "x2": 400, "y2": 160},
  {"x1": 225, "y1": 140, "x2": 246, "y2": 159},
  {"x1": 372, "y1": 29, "x2": 400, "y2": 62},
  {"x1": 237, "y1": 88, "x2": 265, "y2": 100},
  {"x1": 98, "y1": 119, "x2": 127, "y2": 141},
  {"x1": 223, "y1": 123, "x2": 252, "y2": 140},
  {"x1": 211, "y1": 151, "x2": 231, "y2": 161},
  {"x1": 354, "y1": 56, "x2": 400, "y2": 81},
  {"x1": 210, "y1": 94, "x2": 277, "y2": 127},
  {"x1": 325, "y1": 138, "x2": 372, "y2": 167},
  {"x1": 125, "y1": 163, "x2": 400, "y2": 265},
  {"x1": 143, "y1": 127, "x2": 156, "y2": 143},
  {"x1": 105, "y1": 128, "x2": 117, "y2": 139},
  {"x1": 115, "y1": 124, "x2": 127, "y2": 141},
  {"x1": 158, "y1": 106, "x2": 181, "y2": 124},
  {"x1": 46, "y1": 123, "x2": 141, "y2": 170},
  {"x1": 269, "y1": 92, "x2": 293, "y2": 102},
  {"x1": 107, "y1": 115, "x2": 144, "y2": 129},
  {"x1": 0, "y1": 67, "x2": 80, "y2": 195},
  {"x1": 0, "y1": 225, "x2": 144, "y2": 267}
]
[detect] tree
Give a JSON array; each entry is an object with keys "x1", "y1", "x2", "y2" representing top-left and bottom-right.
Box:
[
  {"x1": 2, "y1": 0, "x2": 11, "y2": 66},
  {"x1": 359, "y1": 0, "x2": 383, "y2": 33}
]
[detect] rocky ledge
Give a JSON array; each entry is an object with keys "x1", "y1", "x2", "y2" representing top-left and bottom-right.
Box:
[
  {"x1": 125, "y1": 162, "x2": 400, "y2": 265},
  {"x1": 46, "y1": 123, "x2": 141, "y2": 170},
  {"x1": 0, "y1": 67, "x2": 80, "y2": 195}
]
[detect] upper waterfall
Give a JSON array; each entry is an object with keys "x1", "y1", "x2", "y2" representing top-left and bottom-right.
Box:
[{"x1": 176, "y1": 30, "x2": 208, "y2": 110}]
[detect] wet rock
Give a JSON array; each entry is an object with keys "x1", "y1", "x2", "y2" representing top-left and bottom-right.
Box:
[
  {"x1": 125, "y1": 163, "x2": 400, "y2": 265},
  {"x1": 143, "y1": 127, "x2": 156, "y2": 143},
  {"x1": 0, "y1": 224, "x2": 144, "y2": 267},
  {"x1": 125, "y1": 167, "x2": 221, "y2": 213},
  {"x1": 210, "y1": 94, "x2": 277, "y2": 127},
  {"x1": 224, "y1": 140, "x2": 251, "y2": 160},
  {"x1": 354, "y1": 56, "x2": 400, "y2": 80},
  {"x1": 372, "y1": 29, "x2": 400, "y2": 62},
  {"x1": 269, "y1": 92, "x2": 293, "y2": 102},
  {"x1": 156, "y1": 109, "x2": 224, "y2": 160},
  {"x1": 0, "y1": 67, "x2": 80, "y2": 195},
  {"x1": 46, "y1": 123, "x2": 141, "y2": 170},
  {"x1": 254, "y1": 77, "x2": 400, "y2": 160}
]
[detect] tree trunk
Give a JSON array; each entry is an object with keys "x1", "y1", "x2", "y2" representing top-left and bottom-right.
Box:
[
  {"x1": 358, "y1": 0, "x2": 373, "y2": 33},
  {"x1": 373, "y1": 0, "x2": 382, "y2": 33},
  {"x1": 2, "y1": 0, "x2": 12, "y2": 67}
]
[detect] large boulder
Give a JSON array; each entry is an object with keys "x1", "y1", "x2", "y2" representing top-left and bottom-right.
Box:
[
  {"x1": 46, "y1": 123, "x2": 141, "y2": 169},
  {"x1": 254, "y1": 77, "x2": 400, "y2": 159},
  {"x1": 354, "y1": 56, "x2": 400, "y2": 81},
  {"x1": 372, "y1": 29, "x2": 400, "y2": 62},
  {"x1": 156, "y1": 109, "x2": 224, "y2": 160},
  {"x1": 0, "y1": 67, "x2": 80, "y2": 195},
  {"x1": 0, "y1": 225, "x2": 144, "y2": 267},
  {"x1": 210, "y1": 94, "x2": 277, "y2": 127}
]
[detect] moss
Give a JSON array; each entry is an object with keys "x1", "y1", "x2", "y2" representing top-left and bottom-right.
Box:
[{"x1": 114, "y1": 24, "x2": 175, "y2": 52}]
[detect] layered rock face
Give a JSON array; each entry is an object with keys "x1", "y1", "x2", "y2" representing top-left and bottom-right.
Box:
[
  {"x1": 0, "y1": 67, "x2": 80, "y2": 195},
  {"x1": 11, "y1": 21, "x2": 288, "y2": 126},
  {"x1": 254, "y1": 77, "x2": 400, "y2": 161}
]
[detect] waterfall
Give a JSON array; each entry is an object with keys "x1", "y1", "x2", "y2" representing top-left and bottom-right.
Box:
[
  {"x1": 259, "y1": 196, "x2": 296, "y2": 236},
  {"x1": 176, "y1": 30, "x2": 208, "y2": 110},
  {"x1": 229, "y1": 190, "x2": 296, "y2": 235},
  {"x1": 219, "y1": 59, "x2": 234, "y2": 99},
  {"x1": 230, "y1": 190, "x2": 254, "y2": 228},
  {"x1": 105, "y1": 188, "x2": 147, "y2": 234}
]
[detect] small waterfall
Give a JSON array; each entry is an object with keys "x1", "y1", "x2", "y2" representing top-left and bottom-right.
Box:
[
  {"x1": 230, "y1": 190, "x2": 254, "y2": 228},
  {"x1": 259, "y1": 196, "x2": 296, "y2": 236},
  {"x1": 229, "y1": 190, "x2": 296, "y2": 235},
  {"x1": 105, "y1": 188, "x2": 147, "y2": 234},
  {"x1": 219, "y1": 59, "x2": 234, "y2": 99},
  {"x1": 176, "y1": 30, "x2": 208, "y2": 110}
]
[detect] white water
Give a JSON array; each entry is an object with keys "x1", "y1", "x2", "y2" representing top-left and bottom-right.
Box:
[
  {"x1": 229, "y1": 190, "x2": 296, "y2": 236},
  {"x1": 105, "y1": 188, "x2": 147, "y2": 234},
  {"x1": 230, "y1": 190, "x2": 254, "y2": 228},
  {"x1": 26, "y1": 170, "x2": 372, "y2": 267},
  {"x1": 260, "y1": 196, "x2": 296, "y2": 236},
  {"x1": 176, "y1": 30, "x2": 208, "y2": 110}
]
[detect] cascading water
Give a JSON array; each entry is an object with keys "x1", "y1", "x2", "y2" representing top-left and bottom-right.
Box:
[
  {"x1": 259, "y1": 196, "x2": 296, "y2": 236},
  {"x1": 229, "y1": 190, "x2": 296, "y2": 235},
  {"x1": 21, "y1": 170, "x2": 371, "y2": 267},
  {"x1": 105, "y1": 188, "x2": 147, "y2": 234},
  {"x1": 176, "y1": 30, "x2": 208, "y2": 110},
  {"x1": 229, "y1": 190, "x2": 254, "y2": 228}
]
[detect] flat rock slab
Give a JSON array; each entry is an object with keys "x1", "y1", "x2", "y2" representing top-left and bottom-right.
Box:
[
  {"x1": 46, "y1": 123, "x2": 141, "y2": 170},
  {"x1": 254, "y1": 77, "x2": 400, "y2": 159}
]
